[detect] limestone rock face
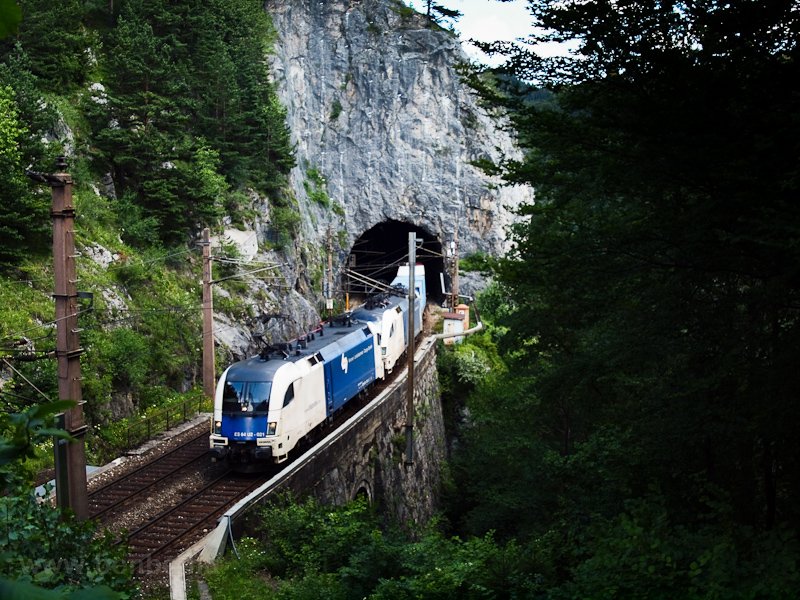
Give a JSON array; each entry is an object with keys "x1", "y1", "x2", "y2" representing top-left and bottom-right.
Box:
[
  {"x1": 210, "y1": 0, "x2": 532, "y2": 359},
  {"x1": 267, "y1": 0, "x2": 531, "y2": 262}
]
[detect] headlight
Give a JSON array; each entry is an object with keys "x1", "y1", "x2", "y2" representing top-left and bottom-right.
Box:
[
  {"x1": 213, "y1": 419, "x2": 222, "y2": 434},
  {"x1": 381, "y1": 347, "x2": 387, "y2": 356},
  {"x1": 267, "y1": 421, "x2": 277, "y2": 436}
]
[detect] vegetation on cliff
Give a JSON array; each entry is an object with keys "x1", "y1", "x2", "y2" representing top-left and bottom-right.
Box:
[{"x1": 0, "y1": 0, "x2": 294, "y2": 456}]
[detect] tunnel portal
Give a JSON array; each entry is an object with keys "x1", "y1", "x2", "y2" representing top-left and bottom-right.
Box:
[{"x1": 345, "y1": 220, "x2": 445, "y2": 304}]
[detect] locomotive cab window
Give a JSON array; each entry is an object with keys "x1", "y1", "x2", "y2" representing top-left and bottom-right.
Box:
[
  {"x1": 222, "y1": 381, "x2": 271, "y2": 414},
  {"x1": 283, "y1": 383, "x2": 295, "y2": 408}
]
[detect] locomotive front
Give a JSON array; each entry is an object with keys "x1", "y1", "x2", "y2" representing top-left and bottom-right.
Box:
[{"x1": 209, "y1": 357, "x2": 285, "y2": 465}]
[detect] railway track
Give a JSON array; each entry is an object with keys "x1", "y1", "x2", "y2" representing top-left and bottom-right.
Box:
[
  {"x1": 89, "y1": 334, "x2": 422, "y2": 578},
  {"x1": 125, "y1": 469, "x2": 268, "y2": 572},
  {"x1": 89, "y1": 429, "x2": 211, "y2": 520}
]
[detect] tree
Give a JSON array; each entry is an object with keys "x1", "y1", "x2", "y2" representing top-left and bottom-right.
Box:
[
  {"x1": 14, "y1": 0, "x2": 91, "y2": 92},
  {"x1": 0, "y1": 43, "x2": 61, "y2": 269},
  {"x1": 457, "y1": 0, "x2": 800, "y2": 592},
  {"x1": 423, "y1": 1, "x2": 462, "y2": 28},
  {"x1": 86, "y1": 0, "x2": 293, "y2": 245},
  {"x1": 0, "y1": 82, "x2": 50, "y2": 268}
]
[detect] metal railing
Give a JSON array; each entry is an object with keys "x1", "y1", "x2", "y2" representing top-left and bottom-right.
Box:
[{"x1": 93, "y1": 395, "x2": 211, "y2": 462}]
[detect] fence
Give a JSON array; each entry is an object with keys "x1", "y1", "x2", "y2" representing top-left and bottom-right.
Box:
[{"x1": 93, "y1": 395, "x2": 211, "y2": 462}]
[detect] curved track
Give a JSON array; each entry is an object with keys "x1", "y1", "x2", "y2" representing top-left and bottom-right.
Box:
[
  {"x1": 92, "y1": 331, "x2": 427, "y2": 578},
  {"x1": 125, "y1": 470, "x2": 268, "y2": 572},
  {"x1": 89, "y1": 431, "x2": 210, "y2": 520}
]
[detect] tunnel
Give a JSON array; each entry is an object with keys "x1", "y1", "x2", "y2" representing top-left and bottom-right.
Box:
[{"x1": 345, "y1": 219, "x2": 446, "y2": 305}]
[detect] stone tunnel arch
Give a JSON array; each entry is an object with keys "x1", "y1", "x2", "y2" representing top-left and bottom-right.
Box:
[
  {"x1": 353, "y1": 481, "x2": 373, "y2": 504},
  {"x1": 346, "y1": 220, "x2": 446, "y2": 304}
]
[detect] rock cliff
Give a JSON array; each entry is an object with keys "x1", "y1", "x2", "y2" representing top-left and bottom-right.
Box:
[
  {"x1": 214, "y1": 0, "x2": 531, "y2": 358},
  {"x1": 266, "y1": 0, "x2": 530, "y2": 272}
]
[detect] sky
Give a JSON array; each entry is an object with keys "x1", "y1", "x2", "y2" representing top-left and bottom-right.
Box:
[{"x1": 403, "y1": 0, "x2": 536, "y2": 65}]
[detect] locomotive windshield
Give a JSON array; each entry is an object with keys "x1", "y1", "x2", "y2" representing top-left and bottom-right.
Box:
[{"x1": 222, "y1": 381, "x2": 271, "y2": 414}]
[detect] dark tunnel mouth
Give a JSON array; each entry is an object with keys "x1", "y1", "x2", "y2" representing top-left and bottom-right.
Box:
[{"x1": 345, "y1": 219, "x2": 445, "y2": 304}]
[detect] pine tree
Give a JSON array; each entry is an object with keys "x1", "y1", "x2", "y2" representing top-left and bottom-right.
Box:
[
  {"x1": 460, "y1": 0, "x2": 800, "y2": 587},
  {"x1": 0, "y1": 84, "x2": 50, "y2": 268},
  {"x1": 87, "y1": 0, "x2": 294, "y2": 245},
  {"x1": 423, "y1": 0, "x2": 462, "y2": 27},
  {"x1": 15, "y1": 0, "x2": 91, "y2": 91}
]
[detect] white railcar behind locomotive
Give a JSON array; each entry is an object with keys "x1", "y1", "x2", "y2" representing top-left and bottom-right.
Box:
[{"x1": 209, "y1": 264, "x2": 426, "y2": 467}]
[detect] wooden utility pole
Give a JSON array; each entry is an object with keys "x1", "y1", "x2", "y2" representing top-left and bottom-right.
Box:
[
  {"x1": 201, "y1": 228, "x2": 215, "y2": 400},
  {"x1": 50, "y1": 157, "x2": 88, "y2": 520},
  {"x1": 404, "y1": 232, "x2": 417, "y2": 466}
]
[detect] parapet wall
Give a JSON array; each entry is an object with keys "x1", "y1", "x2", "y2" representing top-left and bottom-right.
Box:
[
  {"x1": 241, "y1": 336, "x2": 444, "y2": 531},
  {"x1": 172, "y1": 338, "x2": 444, "y2": 599}
]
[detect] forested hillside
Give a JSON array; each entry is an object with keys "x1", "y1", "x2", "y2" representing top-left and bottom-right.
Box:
[
  {"x1": 0, "y1": 1, "x2": 295, "y2": 595},
  {"x1": 0, "y1": 0, "x2": 294, "y2": 459}
]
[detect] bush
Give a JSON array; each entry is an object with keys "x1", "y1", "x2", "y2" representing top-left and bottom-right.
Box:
[{"x1": 203, "y1": 496, "x2": 540, "y2": 599}]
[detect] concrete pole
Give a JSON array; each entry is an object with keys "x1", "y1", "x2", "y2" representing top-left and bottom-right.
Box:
[
  {"x1": 452, "y1": 210, "x2": 459, "y2": 311},
  {"x1": 326, "y1": 227, "x2": 334, "y2": 315},
  {"x1": 404, "y1": 232, "x2": 416, "y2": 466},
  {"x1": 51, "y1": 157, "x2": 88, "y2": 520},
  {"x1": 201, "y1": 228, "x2": 215, "y2": 400}
]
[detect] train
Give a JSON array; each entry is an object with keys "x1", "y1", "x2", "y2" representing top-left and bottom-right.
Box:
[{"x1": 209, "y1": 264, "x2": 426, "y2": 466}]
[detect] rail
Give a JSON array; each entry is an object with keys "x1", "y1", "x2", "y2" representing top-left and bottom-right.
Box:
[
  {"x1": 169, "y1": 337, "x2": 438, "y2": 600},
  {"x1": 89, "y1": 430, "x2": 210, "y2": 520}
]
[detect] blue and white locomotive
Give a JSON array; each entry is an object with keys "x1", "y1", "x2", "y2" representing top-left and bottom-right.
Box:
[{"x1": 209, "y1": 264, "x2": 426, "y2": 466}]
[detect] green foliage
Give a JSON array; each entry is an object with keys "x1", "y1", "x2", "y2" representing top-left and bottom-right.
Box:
[
  {"x1": 14, "y1": 0, "x2": 92, "y2": 91},
  {"x1": 436, "y1": 320, "x2": 505, "y2": 403},
  {"x1": 269, "y1": 203, "x2": 301, "y2": 251},
  {"x1": 457, "y1": 252, "x2": 491, "y2": 273},
  {"x1": 0, "y1": 0, "x2": 294, "y2": 477},
  {"x1": 204, "y1": 496, "x2": 539, "y2": 599},
  {"x1": 114, "y1": 193, "x2": 162, "y2": 248},
  {"x1": 91, "y1": 388, "x2": 209, "y2": 462},
  {"x1": 0, "y1": 76, "x2": 52, "y2": 268},
  {"x1": 303, "y1": 167, "x2": 330, "y2": 208},
  {"x1": 453, "y1": 0, "x2": 800, "y2": 595},
  {"x1": 0, "y1": 488, "x2": 134, "y2": 596},
  {"x1": 0, "y1": 0, "x2": 21, "y2": 38},
  {"x1": 1, "y1": 359, "x2": 58, "y2": 414},
  {"x1": 389, "y1": 2, "x2": 416, "y2": 20},
  {"x1": 0, "y1": 580, "x2": 122, "y2": 599},
  {"x1": 0, "y1": 401, "x2": 74, "y2": 486},
  {"x1": 0, "y1": 404, "x2": 134, "y2": 598},
  {"x1": 412, "y1": 1, "x2": 461, "y2": 31},
  {"x1": 83, "y1": 0, "x2": 293, "y2": 244},
  {"x1": 201, "y1": 537, "x2": 278, "y2": 600},
  {"x1": 550, "y1": 494, "x2": 800, "y2": 599},
  {"x1": 0, "y1": 273, "x2": 52, "y2": 348},
  {"x1": 0, "y1": 84, "x2": 23, "y2": 164},
  {"x1": 253, "y1": 495, "x2": 378, "y2": 577},
  {"x1": 0, "y1": 43, "x2": 65, "y2": 264},
  {"x1": 81, "y1": 327, "x2": 150, "y2": 418},
  {"x1": 329, "y1": 97, "x2": 342, "y2": 121}
]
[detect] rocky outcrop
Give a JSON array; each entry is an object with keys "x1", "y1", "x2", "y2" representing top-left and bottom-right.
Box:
[
  {"x1": 213, "y1": 0, "x2": 531, "y2": 358},
  {"x1": 266, "y1": 0, "x2": 530, "y2": 267}
]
